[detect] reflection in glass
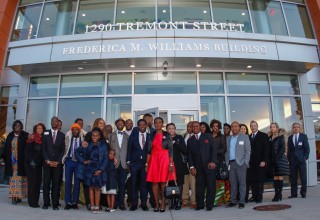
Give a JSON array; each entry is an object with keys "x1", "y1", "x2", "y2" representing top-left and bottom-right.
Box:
[
  {"x1": 11, "y1": 4, "x2": 42, "y2": 41},
  {"x1": 172, "y1": 0, "x2": 211, "y2": 23},
  {"x1": 0, "y1": 106, "x2": 17, "y2": 140},
  {"x1": 212, "y1": 0, "x2": 252, "y2": 32},
  {"x1": 58, "y1": 98, "x2": 103, "y2": 133},
  {"x1": 29, "y1": 76, "x2": 59, "y2": 97},
  {"x1": 199, "y1": 72, "x2": 224, "y2": 94},
  {"x1": 135, "y1": 72, "x2": 197, "y2": 94},
  {"x1": 310, "y1": 84, "x2": 320, "y2": 102},
  {"x1": 270, "y1": 74, "x2": 300, "y2": 95},
  {"x1": 158, "y1": 0, "x2": 170, "y2": 22},
  {"x1": 171, "y1": 113, "x2": 195, "y2": 135},
  {"x1": 107, "y1": 73, "x2": 132, "y2": 95},
  {"x1": 226, "y1": 73, "x2": 269, "y2": 94},
  {"x1": 76, "y1": 0, "x2": 115, "y2": 34},
  {"x1": 228, "y1": 96, "x2": 272, "y2": 132},
  {"x1": 249, "y1": 0, "x2": 288, "y2": 36},
  {"x1": 273, "y1": 97, "x2": 303, "y2": 133},
  {"x1": 116, "y1": 0, "x2": 155, "y2": 23},
  {"x1": 60, "y1": 74, "x2": 104, "y2": 96},
  {"x1": 312, "y1": 104, "x2": 320, "y2": 141},
  {"x1": 200, "y1": 97, "x2": 226, "y2": 124},
  {"x1": 106, "y1": 97, "x2": 132, "y2": 125},
  {"x1": 26, "y1": 99, "x2": 57, "y2": 133},
  {"x1": 0, "y1": 86, "x2": 19, "y2": 105},
  {"x1": 38, "y1": 0, "x2": 77, "y2": 37},
  {"x1": 283, "y1": 3, "x2": 314, "y2": 39}
]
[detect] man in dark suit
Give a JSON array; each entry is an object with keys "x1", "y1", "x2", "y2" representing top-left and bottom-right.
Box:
[
  {"x1": 247, "y1": 120, "x2": 269, "y2": 203},
  {"x1": 287, "y1": 122, "x2": 310, "y2": 198},
  {"x1": 109, "y1": 118, "x2": 129, "y2": 210},
  {"x1": 42, "y1": 116, "x2": 65, "y2": 210},
  {"x1": 188, "y1": 121, "x2": 217, "y2": 211},
  {"x1": 126, "y1": 119, "x2": 150, "y2": 211}
]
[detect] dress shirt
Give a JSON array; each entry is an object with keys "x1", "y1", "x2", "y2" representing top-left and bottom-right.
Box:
[
  {"x1": 229, "y1": 135, "x2": 239, "y2": 161},
  {"x1": 125, "y1": 129, "x2": 132, "y2": 136},
  {"x1": 51, "y1": 129, "x2": 58, "y2": 137},
  {"x1": 184, "y1": 133, "x2": 193, "y2": 145},
  {"x1": 251, "y1": 131, "x2": 258, "y2": 139},
  {"x1": 117, "y1": 131, "x2": 124, "y2": 148},
  {"x1": 195, "y1": 132, "x2": 201, "y2": 140},
  {"x1": 70, "y1": 137, "x2": 80, "y2": 160},
  {"x1": 293, "y1": 133, "x2": 300, "y2": 146},
  {"x1": 139, "y1": 131, "x2": 147, "y2": 149}
]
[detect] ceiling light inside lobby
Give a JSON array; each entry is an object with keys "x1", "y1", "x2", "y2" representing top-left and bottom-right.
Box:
[
  {"x1": 247, "y1": 65, "x2": 252, "y2": 69},
  {"x1": 130, "y1": 64, "x2": 135, "y2": 68},
  {"x1": 46, "y1": 17, "x2": 50, "y2": 21},
  {"x1": 241, "y1": 12, "x2": 246, "y2": 16},
  {"x1": 121, "y1": 10, "x2": 125, "y2": 14},
  {"x1": 203, "y1": 10, "x2": 207, "y2": 14},
  {"x1": 163, "y1": 10, "x2": 167, "y2": 13},
  {"x1": 196, "y1": 64, "x2": 201, "y2": 68},
  {"x1": 82, "y1": 13, "x2": 86, "y2": 17},
  {"x1": 78, "y1": 67, "x2": 84, "y2": 70}
]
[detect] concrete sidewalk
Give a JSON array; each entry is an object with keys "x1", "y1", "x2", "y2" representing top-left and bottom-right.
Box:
[{"x1": 0, "y1": 185, "x2": 319, "y2": 220}]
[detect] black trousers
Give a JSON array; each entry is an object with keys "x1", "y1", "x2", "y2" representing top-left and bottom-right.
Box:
[
  {"x1": 195, "y1": 171, "x2": 216, "y2": 209},
  {"x1": 289, "y1": 158, "x2": 307, "y2": 196},
  {"x1": 247, "y1": 167, "x2": 265, "y2": 201},
  {"x1": 43, "y1": 163, "x2": 62, "y2": 206},
  {"x1": 25, "y1": 164, "x2": 42, "y2": 207},
  {"x1": 250, "y1": 180, "x2": 264, "y2": 201},
  {"x1": 131, "y1": 163, "x2": 147, "y2": 207}
]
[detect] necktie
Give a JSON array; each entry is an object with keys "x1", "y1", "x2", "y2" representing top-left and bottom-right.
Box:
[
  {"x1": 252, "y1": 133, "x2": 255, "y2": 140},
  {"x1": 118, "y1": 131, "x2": 123, "y2": 135},
  {"x1": 141, "y1": 133, "x2": 145, "y2": 149},
  {"x1": 295, "y1": 134, "x2": 298, "y2": 146},
  {"x1": 196, "y1": 134, "x2": 199, "y2": 140},
  {"x1": 72, "y1": 138, "x2": 78, "y2": 157},
  {"x1": 53, "y1": 131, "x2": 56, "y2": 144}
]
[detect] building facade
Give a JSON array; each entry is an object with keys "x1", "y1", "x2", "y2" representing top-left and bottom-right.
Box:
[{"x1": 0, "y1": 0, "x2": 320, "y2": 186}]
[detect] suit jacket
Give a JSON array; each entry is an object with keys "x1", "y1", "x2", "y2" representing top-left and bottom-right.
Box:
[
  {"x1": 109, "y1": 131, "x2": 129, "y2": 169},
  {"x1": 126, "y1": 131, "x2": 150, "y2": 169},
  {"x1": 187, "y1": 133, "x2": 217, "y2": 174},
  {"x1": 249, "y1": 131, "x2": 269, "y2": 167},
  {"x1": 287, "y1": 133, "x2": 310, "y2": 163},
  {"x1": 172, "y1": 135, "x2": 189, "y2": 176},
  {"x1": 42, "y1": 130, "x2": 65, "y2": 163},
  {"x1": 62, "y1": 130, "x2": 86, "y2": 163},
  {"x1": 225, "y1": 133, "x2": 251, "y2": 167}
]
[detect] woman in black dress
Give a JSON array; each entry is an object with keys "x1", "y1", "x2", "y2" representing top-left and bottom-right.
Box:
[
  {"x1": 25, "y1": 123, "x2": 46, "y2": 208},
  {"x1": 166, "y1": 123, "x2": 189, "y2": 210},
  {"x1": 269, "y1": 122, "x2": 290, "y2": 202}
]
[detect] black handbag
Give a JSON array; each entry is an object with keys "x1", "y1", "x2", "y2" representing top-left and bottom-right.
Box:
[
  {"x1": 217, "y1": 161, "x2": 229, "y2": 180},
  {"x1": 164, "y1": 172, "x2": 181, "y2": 199}
]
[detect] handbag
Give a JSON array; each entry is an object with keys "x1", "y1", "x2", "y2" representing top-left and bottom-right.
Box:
[
  {"x1": 164, "y1": 172, "x2": 181, "y2": 199},
  {"x1": 217, "y1": 161, "x2": 229, "y2": 180}
]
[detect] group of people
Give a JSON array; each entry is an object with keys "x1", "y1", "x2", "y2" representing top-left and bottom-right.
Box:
[{"x1": 0, "y1": 113, "x2": 310, "y2": 214}]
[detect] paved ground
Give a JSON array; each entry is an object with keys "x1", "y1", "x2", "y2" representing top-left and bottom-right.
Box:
[{"x1": 0, "y1": 185, "x2": 319, "y2": 220}]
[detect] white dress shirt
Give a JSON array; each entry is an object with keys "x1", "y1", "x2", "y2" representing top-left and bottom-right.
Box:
[
  {"x1": 117, "y1": 131, "x2": 124, "y2": 148},
  {"x1": 184, "y1": 133, "x2": 193, "y2": 145},
  {"x1": 139, "y1": 131, "x2": 147, "y2": 149},
  {"x1": 125, "y1": 129, "x2": 132, "y2": 136},
  {"x1": 293, "y1": 133, "x2": 300, "y2": 145}
]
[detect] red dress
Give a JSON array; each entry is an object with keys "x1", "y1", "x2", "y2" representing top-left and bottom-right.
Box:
[{"x1": 146, "y1": 133, "x2": 175, "y2": 182}]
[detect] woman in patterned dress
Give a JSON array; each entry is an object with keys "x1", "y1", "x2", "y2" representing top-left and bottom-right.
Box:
[{"x1": 2, "y1": 120, "x2": 29, "y2": 204}]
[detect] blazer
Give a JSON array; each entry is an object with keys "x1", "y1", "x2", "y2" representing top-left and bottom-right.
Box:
[
  {"x1": 187, "y1": 133, "x2": 217, "y2": 174},
  {"x1": 62, "y1": 130, "x2": 86, "y2": 163},
  {"x1": 249, "y1": 131, "x2": 269, "y2": 166},
  {"x1": 172, "y1": 135, "x2": 189, "y2": 176},
  {"x1": 2, "y1": 131, "x2": 29, "y2": 176},
  {"x1": 109, "y1": 131, "x2": 129, "y2": 169},
  {"x1": 287, "y1": 133, "x2": 310, "y2": 163},
  {"x1": 42, "y1": 130, "x2": 65, "y2": 163},
  {"x1": 225, "y1": 133, "x2": 251, "y2": 167},
  {"x1": 25, "y1": 140, "x2": 43, "y2": 167},
  {"x1": 126, "y1": 131, "x2": 150, "y2": 168}
]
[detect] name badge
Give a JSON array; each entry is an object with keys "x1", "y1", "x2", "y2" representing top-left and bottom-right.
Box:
[
  {"x1": 228, "y1": 165, "x2": 231, "y2": 171},
  {"x1": 298, "y1": 142, "x2": 302, "y2": 146},
  {"x1": 44, "y1": 131, "x2": 49, "y2": 135},
  {"x1": 140, "y1": 156, "x2": 142, "y2": 159},
  {"x1": 239, "y1": 141, "x2": 244, "y2": 145}
]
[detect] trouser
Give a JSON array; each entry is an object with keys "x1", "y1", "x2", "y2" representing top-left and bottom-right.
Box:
[
  {"x1": 64, "y1": 159, "x2": 80, "y2": 204},
  {"x1": 25, "y1": 164, "x2": 42, "y2": 206},
  {"x1": 251, "y1": 180, "x2": 264, "y2": 201},
  {"x1": 195, "y1": 170, "x2": 216, "y2": 209},
  {"x1": 131, "y1": 163, "x2": 147, "y2": 207},
  {"x1": 289, "y1": 158, "x2": 307, "y2": 196},
  {"x1": 43, "y1": 163, "x2": 62, "y2": 206},
  {"x1": 182, "y1": 173, "x2": 196, "y2": 205},
  {"x1": 229, "y1": 161, "x2": 247, "y2": 204},
  {"x1": 116, "y1": 164, "x2": 127, "y2": 207}
]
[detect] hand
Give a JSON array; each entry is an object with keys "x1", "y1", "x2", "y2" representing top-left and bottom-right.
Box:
[
  {"x1": 82, "y1": 141, "x2": 88, "y2": 148},
  {"x1": 94, "y1": 170, "x2": 102, "y2": 176},
  {"x1": 145, "y1": 164, "x2": 148, "y2": 172},
  {"x1": 28, "y1": 134, "x2": 34, "y2": 140},
  {"x1": 260, "y1": 161, "x2": 266, "y2": 168},
  {"x1": 84, "y1": 160, "x2": 91, "y2": 164},
  {"x1": 208, "y1": 162, "x2": 216, "y2": 170},
  {"x1": 169, "y1": 164, "x2": 174, "y2": 173},
  {"x1": 114, "y1": 159, "x2": 118, "y2": 166},
  {"x1": 190, "y1": 168, "x2": 197, "y2": 176}
]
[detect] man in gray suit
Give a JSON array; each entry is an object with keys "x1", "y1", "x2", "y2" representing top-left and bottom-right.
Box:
[
  {"x1": 225, "y1": 121, "x2": 251, "y2": 209},
  {"x1": 109, "y1": 118, "x2": 129, "y2": 210}
]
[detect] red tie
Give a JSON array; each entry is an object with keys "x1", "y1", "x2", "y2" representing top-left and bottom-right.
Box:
[
  {"x1": 141, "y1": 133, "x2": 145, "y2": 149},
  {"x1": 196, "y1": 134, "x2": 199, "y2": 140},
  {"x1": 53, "y1": 131, "x2": 56, "y2": 144}
]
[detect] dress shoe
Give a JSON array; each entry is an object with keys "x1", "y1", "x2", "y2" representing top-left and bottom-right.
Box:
[
  {"x1": 288, "y1": 195, "x2": 297, "y2": 199},
  {"x1": 154, "y1": 208, "x2": 159, "y2": 212},
  {"x1": 206, "y1": 207, "x2": 213, "y2": 211},
  {"x1": 30, "y1": 204, "x2": 40, "y2": 208},
  {"x1": 175, "y1": 201, "x2": 182, "y2": 210},
  {"x1": 130, "y1": 206, "x2": 137, "y2": 211},
  {"x1": 42, "y1": 205, "x2": 48, "y2": 210},
  {"x1": 119, "y1": 205, "x2": 126, "y2": 210},
  {"x1": 64, "y1": 204, "x2": 72, "y2": 210},
  {"x1": 53, "y1": 206, "x2": 59, "y2": 210},
  {"x1": 248, "y1": 197, "x2": 255, "y2": 202},
  {"x1": 17, "y1": 199, "x2": 22, "y2": 203},
  {"x1": 195, "y1": 206, "x2": 204, "y2": 211},
  {"x1": 238, "y1": 203, "x2": 245, "y2": 209},
  {"x1": 301, "y1": 194, "x2": 306, "y2": 198},
  {"x1": 86, "y1": 204, "x2": 91, "y2": 211},
  {"x1": 226, "y1": 203, "x2": 237, "y2": 208},
  {"x1": 72, "y1": 204, "x2": 79, "y2": 210},
  {"x1": 255, "y1": 200, "x2": 262, "y2": 203},
  {"x1": 58, "y1": 203, "x2": 61, "y2": 206},
  {"x1": 160, "y1": 208, "x2": 166, "y2": 212},
  {"x1": 12, "y1": 199, "x2": 18, "y2": 205},
  {"x1": 141, "y1": 205, "x2": 149, "y2": 211}
]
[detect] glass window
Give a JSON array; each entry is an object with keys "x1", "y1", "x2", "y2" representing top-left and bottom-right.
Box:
[
  {"x1": 58, "y1": 98, "x2": 103, "y2": 133},
  {"x1": 11, "y1": 4, "x2": 42, "y2": 41},
  {"x1": 158, "y1": 0, "x2": 170, "y2": 22},
  {"x1": 285, "y1": 0, "x2": 305, "y2": 4},
  {"x1": 106, "y1": 97, "x2": 132, "y2": 125},
  {"x1": 135, "y1": 72, "x2": 197, "y2": 94},
  {"x1": 76, "y1": 0, "x2": 115, "y2": 34},
  {"x1": 226, "y1": 73, "x2": 269, "y2": 94},
  {"x1": 0, "y1": 86, "x2": 19, "y2": 105},
  {"x1": 0, "y1": 106, "x2": 17, "y2": 141},
  {"x1": 20, "y1": 0, "x2": 43, "y2": 6},
  {"x1": 310, "y1": 84, "x2": 320, "y2": 102},
  {"x1": 38, "y1": 0, "x2": 77, "y2": 38},
  {"x1": 26, "y1": 99, "x2": 57, "y2": 132},
  {"x1": 249, "y1": 0, "x2": 288, "y2": 35},
  {"x1": 313, "y1": 104, "x2": 320, "y2": 142},
  {"x1": 116, "y1": 0, "x2": 155, "y2": 23},
  {"x1": 60, "y1": 74, "x2": 104, "y2": 96},
  {"x1": 212, "y1": 0, "x2": 252, "y2": 32},
  {"x1": 172, "y1": 0, "x2": 211, "y2": 23},
  {"x1": 283, "y1": 3, "x2": 314, "y2": 39},
  {"x1": 29, "y1": 76, "x2": 59, "y2": 97},
  {"x1": 200, "y1": 97, "x2": 226, "y2": 123},
  {"x1": 107, "y1": 73, "x2": 132, "y2": 95},
  {"x1": 273, "y1": 97, "x2": 304, "y2": 133},
  {"x1": 270, "y1": 74, "x2": 300, "y2": 95},
  {"x1": 199, "y1": 72, "x2": 224, "y2": 94},
  {"x1": 228, "y1": 96, "x2": 272, "y2": 132}
]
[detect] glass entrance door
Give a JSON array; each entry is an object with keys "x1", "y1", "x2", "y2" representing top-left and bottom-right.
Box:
[
  {"x1": 134, "y1": 107, "x2": 159, "y2": 124},
  {"x1": 168, "y1": 110, "x2": 198, "y2": 135}
]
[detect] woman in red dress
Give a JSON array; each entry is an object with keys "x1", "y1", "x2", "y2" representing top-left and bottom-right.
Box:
[{"x1": 146, "y1": 117, "x2": 173, "y2": 212}]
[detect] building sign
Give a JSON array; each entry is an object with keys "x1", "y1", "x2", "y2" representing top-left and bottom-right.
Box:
[{"x1": 85, "y1": 22, "x2": 245, "y2": 33}]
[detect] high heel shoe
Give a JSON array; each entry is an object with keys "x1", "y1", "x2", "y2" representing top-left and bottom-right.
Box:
[
  {"x1": 160, "y1": 208, "x2": 165, "y2": 212},
  {"x1": 154, "y1": 208, "x2": 159, "y2": 212}
]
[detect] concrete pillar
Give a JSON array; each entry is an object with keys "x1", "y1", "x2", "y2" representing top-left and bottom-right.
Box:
[
  {"x1": 252, "y1": 0, "x2": 271, "y2": 34},
  {"x1": 54, "y1": 0, "x2": 73, "y2": 36}
]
